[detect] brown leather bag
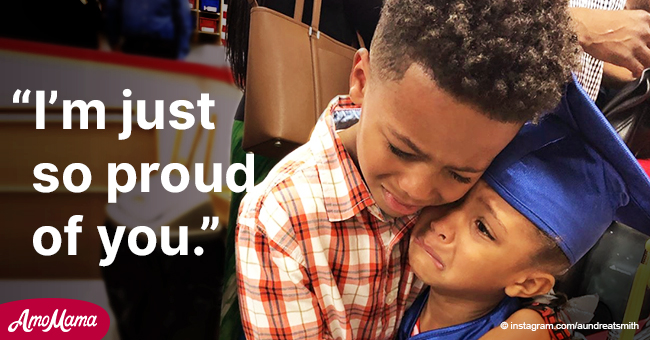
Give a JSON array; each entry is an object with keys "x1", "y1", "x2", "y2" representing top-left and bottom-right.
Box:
[
  {"x1": 242, "y1": 0, "x2": 358, "y2": 158},
  {"x1": 603, "y1": 68, "x2": 650, "y2": 159}
]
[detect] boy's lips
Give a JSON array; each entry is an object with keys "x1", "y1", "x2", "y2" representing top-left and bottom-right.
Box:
[
  {"x1": 382, "y1": 187, "x2": 422, "y2": 215},
  {"x1": 413, "y1": 236, "x2": 445, "y2": 270}
]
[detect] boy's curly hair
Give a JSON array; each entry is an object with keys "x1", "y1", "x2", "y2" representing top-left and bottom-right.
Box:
[{"x1": 371, "y1": 0, "x2": 580, "y2": 123}]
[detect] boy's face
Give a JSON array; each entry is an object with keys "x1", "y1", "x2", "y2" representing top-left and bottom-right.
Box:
[
  {"x1": 346, "y1": 50, "x2": 523, "y2": 217},
  {"x1": 408, "y1": 181, "x2": 544, "y2": 299}
]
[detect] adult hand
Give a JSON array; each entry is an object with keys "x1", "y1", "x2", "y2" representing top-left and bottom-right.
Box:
[
  {"x1": 570, "y1": 8, "x2": 650, "y2": 77},
  {"x1": 602, "y1": 62, "x2": 635, "y2": 88},
  {"x1": 626, "y1": 0, "x2": 650, "y2": 12}
]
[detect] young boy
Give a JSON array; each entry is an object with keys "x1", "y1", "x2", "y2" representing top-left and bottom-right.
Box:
[
  {"x1": 398, "y1": 80, "x2": 650, "y2": 340},
  {"x1": 235, "y1": 0, "x2": 579, "y2": 339}
]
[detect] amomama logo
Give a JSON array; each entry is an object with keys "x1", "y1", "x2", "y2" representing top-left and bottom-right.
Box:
[{"x1": 0, "y1": 298, "x2": 110, "y2": 339}]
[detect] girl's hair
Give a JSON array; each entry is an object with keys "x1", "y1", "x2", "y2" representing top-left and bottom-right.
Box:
[{"x1": 225, "y1": 0, "x2": 258, "y2": 90}]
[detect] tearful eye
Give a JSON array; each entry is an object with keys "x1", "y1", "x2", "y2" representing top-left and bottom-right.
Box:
[
  {"x1": 450, "y1": 172, "x2": 472, "y2": 184},
  {"x1": 389, "y1": 143, "x2": 416, "y2": 160},
  {"x1": 476, "y1": 220, "x2": 495, "y2": 241}
]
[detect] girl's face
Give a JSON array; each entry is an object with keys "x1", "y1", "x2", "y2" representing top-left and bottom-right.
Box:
[{"x1": 409, "y1": 180, "x2": 546, "y2": 300}]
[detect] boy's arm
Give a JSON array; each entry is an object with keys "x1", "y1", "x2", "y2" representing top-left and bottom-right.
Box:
[
  {"x1": 479, "y1": 309, "x2": 552, "y2": 340},
  {"x1": 236, "y1": 202, "x2": 334, "y2": 340}
]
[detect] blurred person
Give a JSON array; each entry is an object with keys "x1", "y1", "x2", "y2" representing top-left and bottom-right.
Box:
[{"x1": 104, "y1": 0, "x2": 192, "y2": 59}]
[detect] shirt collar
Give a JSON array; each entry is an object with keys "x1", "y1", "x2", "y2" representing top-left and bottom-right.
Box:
[{"x1": 310, "y1": 96, "x2": 386, "y2": 222}]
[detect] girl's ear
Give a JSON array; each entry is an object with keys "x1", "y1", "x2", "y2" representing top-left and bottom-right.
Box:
[{"x1": 504, "y1": 272, "x2": 556, "y2": 298}]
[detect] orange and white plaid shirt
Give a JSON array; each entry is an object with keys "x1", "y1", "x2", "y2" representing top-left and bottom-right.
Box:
[{"x1": 236, "y1": 96, "x2": 425, "y2": 340}]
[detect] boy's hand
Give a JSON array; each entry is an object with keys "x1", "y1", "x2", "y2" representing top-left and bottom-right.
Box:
[{"x1": 570, "y1": 8, "x2": 650, "y2": 77}]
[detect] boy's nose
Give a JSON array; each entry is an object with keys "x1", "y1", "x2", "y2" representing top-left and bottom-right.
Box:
[
  {"x1": 398, "y1": 170, "x2": 442, "y2": 205},
  {"x1": 429, "y1": 217, "x2": 455, "y2": 244}
]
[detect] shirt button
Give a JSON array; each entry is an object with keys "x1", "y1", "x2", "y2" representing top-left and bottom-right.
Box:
[{"x1": 386, "y1": 290, "x2": 397, "y2": 305}]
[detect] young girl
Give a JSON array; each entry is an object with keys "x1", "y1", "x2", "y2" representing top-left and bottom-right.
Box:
[{"x1": 398, "y1": 80, "x2": 650, "y2": 340}]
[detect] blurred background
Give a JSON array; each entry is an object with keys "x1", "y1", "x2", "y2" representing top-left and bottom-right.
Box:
[{"x1": 0, "y1": 0, "x2": 240, "y2": 339}]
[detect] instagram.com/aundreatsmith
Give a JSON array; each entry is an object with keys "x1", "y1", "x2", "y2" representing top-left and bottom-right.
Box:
[{"x1": 499, "y1": 321, "x2": 640, "y2": 332}]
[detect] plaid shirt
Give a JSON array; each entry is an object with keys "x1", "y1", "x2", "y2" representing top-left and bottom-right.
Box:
[
  {"x1": 569, "y1": 0, "x2": 626, "y2": 101},
  {"x1": 236, "y1": 96, "x2": 425, "y2": 340}
]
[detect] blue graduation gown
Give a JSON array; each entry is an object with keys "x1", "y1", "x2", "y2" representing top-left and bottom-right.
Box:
[{"x1": 397, "y1": 288, "x2": 521, "y2": 340}]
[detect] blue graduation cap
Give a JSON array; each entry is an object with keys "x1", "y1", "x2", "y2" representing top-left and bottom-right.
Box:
[{"x1": 483, "y1": 77, "x2": 650, "y2": 265}]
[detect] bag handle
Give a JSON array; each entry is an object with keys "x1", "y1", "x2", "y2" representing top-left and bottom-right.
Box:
[
  {"x1": 294, "y1": 0, "x2": 305, "y2": 21},
  {"x1": 311, "y1": 0, "x2": 322, "y2": 30},
  {"x1": 247, "y1": 0, "x2": 363, "y2": 47},
  {"x1": 309, "y1": 0, "x2": 363, "y2": 47},
  {"x1": 356, "y1": 32, "x2": 365, "y2": 49},
  {"x1": 248, "y1": 0, "x2": 313, "y2": 26}
]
